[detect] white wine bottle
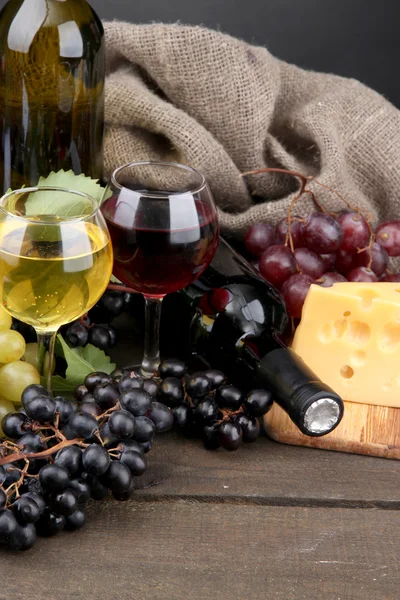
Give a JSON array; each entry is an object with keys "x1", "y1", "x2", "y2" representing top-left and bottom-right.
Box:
[{"x1": 0, "y1": 0, "x2": 104, "y2": 192}]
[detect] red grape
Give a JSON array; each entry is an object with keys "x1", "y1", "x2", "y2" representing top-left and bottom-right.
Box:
[
  {"x1": 199, "y1": 289, "x2": 231, "y2": 315},
  {"x1": 335, "y1": 249, "x2": 358, "y2": 275},
  {"x1": 347, "y1": 267, "x2": 378, "y2": 282},
  {"x1": 209, "y1": 288, "x2": 231, "y2": 313},
  {"x1": 357, "y1": 242, "x2": 389, "y2": 277},
  {"x1": 376, "y1": 221, "x2": 400, "y2": 257},
  {"x1": 275, "y1": 216, "x2": 304, "y2": 248},
  {"x1": 199, "y1": 294, "x2": 213, "y2": 316},
  {"x1": 259, "y1": 245, "x2": 296, "y2": 289},
  {"x1": 294, "y1": 248, "x2": 325, "y2": 279},
  {"x1": 318, "y1": 272, "x2": 347, "y2": 287},
  {"x1": 338, "y1": 211, "x2": 370, "y2": 253},
  {"x1": 281, "y1": 273, "x2": 315, "y2": 318},
  {"x1": 320, "y1": 253, "x2": 337, "y2": 271},
  {"x1": 244, "y1": 223, "x2": 276, "y2": 257},
  {"x1": 302, "y1": 213, "x2": 343, "y2": 253},
  {"x1": 382, "y1": 273, "x2": 400, "y2": 282}
]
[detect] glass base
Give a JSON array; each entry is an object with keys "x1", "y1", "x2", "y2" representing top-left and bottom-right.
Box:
[{"x1": 120, "y1": 364, "x2": 158, "y2": 380}]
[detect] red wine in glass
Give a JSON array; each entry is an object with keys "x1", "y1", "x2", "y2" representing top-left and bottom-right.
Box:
[
  {"x1": 101, "y1": 161, "x2": 219, "y2": 377},
  {"x1": 102, "y1": 194, "x2": 219, "y2": 297}
]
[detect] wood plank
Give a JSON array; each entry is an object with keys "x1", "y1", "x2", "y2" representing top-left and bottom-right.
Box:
[
  {"x1": 109, "y1": 313, "x2": 400, "y2": 505},
  {"x1": 135, "y1": 432, "x2": 400, "y2": 506},
  {"x1": 2, "y1": 502, "x2": 399, "y2": 600},
  {"x1": 265, "y1": 400, "x2": 400, "y2": 460}
]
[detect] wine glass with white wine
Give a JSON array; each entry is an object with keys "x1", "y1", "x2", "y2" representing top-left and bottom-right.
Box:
[{"x1": 0, "y1": 186, "x2": 113, "y2": 394}]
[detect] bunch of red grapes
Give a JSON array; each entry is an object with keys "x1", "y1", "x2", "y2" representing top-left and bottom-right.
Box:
[{"x1": 244, "y1": 211, "x2": 400, "y2": 318}]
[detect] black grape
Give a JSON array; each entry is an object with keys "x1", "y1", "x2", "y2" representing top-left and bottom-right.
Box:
[
  {"x1": 84, "y1": 372, "x2": 112, "y2": 393},
  {"x1": 147, "y1": 402, "x2": 174, "y2": 433},
  {"x1": 108, "y1": 410, "x2": 136, "y2": 440},
  {"x1": 65, "y1": 508, "x2": 86, "y2": 531},
  {"x1": 218, "y1": 421, "x2": 243, "y2": 451},
  {"x1": 215, "y1": 385, "x2": 243, "y2": 410},
  {"x1": 1, "y1": 413, "x2": 27, "y2": 439},
  {"x1": 54, "y1": 396, "x2": 75, "y2": 425},
  {"x1": 9, "y1": 523, "x2": 37, "y2": 550},
  {"x1": 158, "y1": 377, "x2": 184, "y2": 407},
  {"x1": 13, "y1": 495, "x2": 41, "y2": 524},
  {"x1": 68, "y1": 479, "x2": 91, "y2": 504},
  {"x1": 245, "y1": 389, "x2": 273, "y2": 417},
  {"x1": 82, "y1": 444, "x2": 111, "y2": 476},
  {"x1": 119, "y1": 389, "x2": 152, "y2": 417},
  {"x1": 35, "y1": 511, "x2": 66, "y2": 537},
  {"x1": 186, "y1": 372, "x2": 211, "y2": 399},
  {"x1": 132, "y1": 416, "x2": 155, "y2": 443},
  {"x1": 93, "y1": 382, "x2": 120, "y2": 410},
  {"x1": 39, "y1": 464, "x2": 70, "y2": 493},
  {"x1": 69, "y1": 413, "x2": 99, "y2": 440},
  {"x1": 159, "y1": 358, "x2": 186, "y2": 379},
  {"x1": 0, "y1": 509, "x2": 18, "y2": 542},
  {"x1": 54, "y1": 446, "x2": 83, "y2": 477},
  {"x1": 236, "y1": 414, "x2": 261, "y2": 443},
  {"x1": 120, "y1": 451, "x2": 147, "y2": 476},
  {"x1": 102, "y1": 462, "x2": 132, "y2": 494},
  {"x1": 52, "y1": 489, "x2": 79, "y2": 517}
]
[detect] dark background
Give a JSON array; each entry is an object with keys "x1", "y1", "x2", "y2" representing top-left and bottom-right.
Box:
[{"x1": 1, "y1": 0, "x2": 399, "y2": 106}]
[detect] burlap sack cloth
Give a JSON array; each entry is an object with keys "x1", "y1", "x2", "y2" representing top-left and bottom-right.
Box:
[{"x1": 104, "y1": 21, "x2": 400, "y2": 235}]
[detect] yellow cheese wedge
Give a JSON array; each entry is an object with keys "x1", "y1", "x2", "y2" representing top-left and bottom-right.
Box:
[{"x1": 292, "y1": 282, "x2": 400, "y2": 407}]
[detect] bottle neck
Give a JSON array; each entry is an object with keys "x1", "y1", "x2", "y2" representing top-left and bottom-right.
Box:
[{"x1": 255, "y1": 348, "x2": 344, "y2": 436}]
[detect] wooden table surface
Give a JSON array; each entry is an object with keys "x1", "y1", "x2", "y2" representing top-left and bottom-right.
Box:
[
  {"x1": 2, "y1": 431, "x2": 400, "y2": 600},
  {"x1": 2, "y1": 314, "x2": 400, "y2": 600}
]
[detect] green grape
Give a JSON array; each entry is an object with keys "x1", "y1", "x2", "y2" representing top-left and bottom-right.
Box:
[
  {"x1": 0, "y1": 361, "x2": 40, "y2": 405},
  {"x1": 0, "y1": 330, "x2": 26, "y2": 363},
  {"x1": 0, "y1": 307, "x2": 12, "y2": 331},
  {"x1": 0, "y1": 397, "x2": 15, "y2": 436},
  {"x1": 23, "y1": 343, "x2": 55, "y2": 376}
]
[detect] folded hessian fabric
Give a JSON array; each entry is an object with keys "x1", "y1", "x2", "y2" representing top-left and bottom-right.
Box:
[{"x1": 104, "y1": 21, "x2": 400, "y2": 234}]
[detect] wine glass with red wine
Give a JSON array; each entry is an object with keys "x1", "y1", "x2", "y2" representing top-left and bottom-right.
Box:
[{"x1": 102, "y1": 161, "x2": 219, "y2": 377}]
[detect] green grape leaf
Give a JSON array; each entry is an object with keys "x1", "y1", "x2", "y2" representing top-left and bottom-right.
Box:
[
  {"x1": 48, "y1": 335, "x2": 116, "y2": 394},
  {"x1": 47, "y1": 376, "x2": 77, "y2": 394},
  {"x1": 23, "y1": 170, "x2": 106, "y2": 217}
]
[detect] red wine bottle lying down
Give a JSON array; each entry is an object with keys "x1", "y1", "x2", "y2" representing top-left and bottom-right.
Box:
[{"x1": 164, "y1": 237, "x2": 344, "y2": 437}]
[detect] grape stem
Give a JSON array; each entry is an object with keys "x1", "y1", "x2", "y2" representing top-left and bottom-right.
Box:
[
  {"x1": 0, "y1": 438, "x2": 88, "y2": 467},
  {"x1": 240, "y1": 167, "x2": 375, "y2": 266},
  {"x1": 5, "y1": 460, "x2": 29, "y2": 501},
  {"x1": 97, "y1": 402, "x2": 121, "y2": 425},
  {"x1": 218, "y1": 407, "x2": 245, "y2": 424},
  {"x1": 31, "y1": 422, "x2": 66, "y2": 443}
]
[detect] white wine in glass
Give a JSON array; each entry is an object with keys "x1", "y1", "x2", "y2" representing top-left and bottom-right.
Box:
[{"x1": 0, "y1": 186, "x2": 113, "y2": 393}]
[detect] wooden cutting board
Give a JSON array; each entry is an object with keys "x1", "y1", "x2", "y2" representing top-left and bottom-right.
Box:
[{"x1": 264, "y1": 399, "x2": 400, "y2": 459}]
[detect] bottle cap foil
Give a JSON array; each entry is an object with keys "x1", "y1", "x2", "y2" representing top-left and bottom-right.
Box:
[{"x1": 303, "y1": 398, "x2": 341, "y2": 435}]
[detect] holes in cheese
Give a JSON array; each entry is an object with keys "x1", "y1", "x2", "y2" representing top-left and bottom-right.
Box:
[
  {"x1": 357, "y1": 289, "x2": 380, "y2": 309},
  {"x1": 377, "y1": 322, "x2": 400, "y2": 352},
  {"x1": 291, "y1": 282, "x2": 400, "y2": 406},
  {"x1": 333, "y1": 319, "x2": 347, "y2": 338},
  {"x1": 318, "y1": 324, "x2": 333, "y2": 343},
  {"x1": 349, "y1": 350, "x2": 367, "y2": 367},
  {"x1": 340, "y1": 365, "x2": 354, "y2": 379},
  {"x1": 318, "y1": 319, "x2": 370, "y2": 346},
  {"x1": 345, "y1": 321, "x2": 371, "y2": 347}
]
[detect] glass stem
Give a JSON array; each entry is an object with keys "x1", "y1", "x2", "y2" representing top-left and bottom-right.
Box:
[
  {"x1": 141, "y1": 296, "x2": 163, "y2": 378},
  {"x1": 36, "y1": 331, "x2": 57, "y2": 395}
]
